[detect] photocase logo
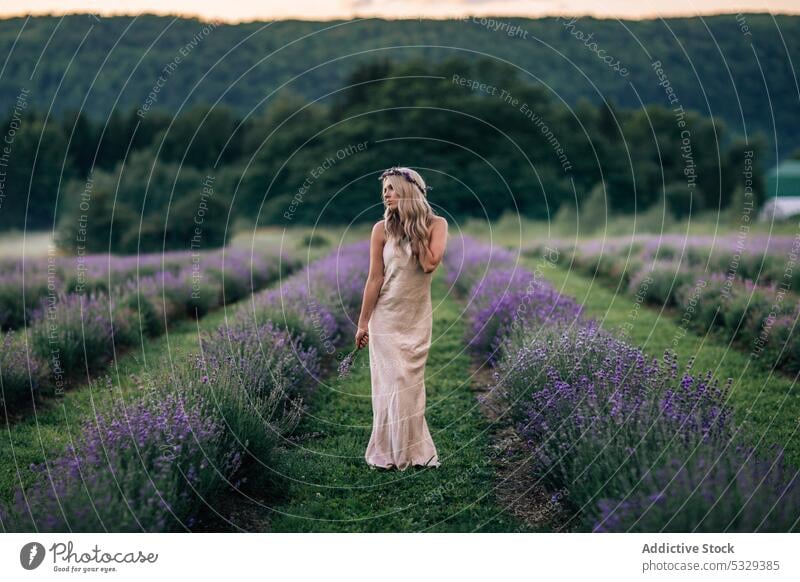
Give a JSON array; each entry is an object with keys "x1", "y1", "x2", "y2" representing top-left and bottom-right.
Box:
[{"x1": 20, "y1": 542, "x2": 46, "y2": 570}]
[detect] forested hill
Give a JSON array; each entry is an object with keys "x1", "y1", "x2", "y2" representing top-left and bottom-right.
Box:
[{"x1": 0, "y1": 13, "x2": 798, "y2": 161}]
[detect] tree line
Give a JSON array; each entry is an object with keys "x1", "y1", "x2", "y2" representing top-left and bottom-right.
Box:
[
  {"x1": 0, "y1": 56, "x2": 768, "y2": 253},
  {"x1": 1, "y1": 13, "x2": 795, "y2": 161}
]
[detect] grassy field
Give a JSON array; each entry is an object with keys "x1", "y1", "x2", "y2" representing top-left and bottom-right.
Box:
[{"x1": 0, "y1": 231, "x2": 53, "y2": 257}]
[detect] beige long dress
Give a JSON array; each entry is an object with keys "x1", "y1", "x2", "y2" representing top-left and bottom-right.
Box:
[{"x1": 365, "y1": 235, "x2": 440, "y2": 470}]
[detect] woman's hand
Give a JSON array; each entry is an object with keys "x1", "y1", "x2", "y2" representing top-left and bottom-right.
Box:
[{"x1": 355, "y1": 326, "x2": 369, "y2": 349}]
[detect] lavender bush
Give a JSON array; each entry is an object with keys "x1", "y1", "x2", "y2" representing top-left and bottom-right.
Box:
[
  {"x1": 0, "y1": 270, "x2": 52, "y2": 330},
  {"x1": 465, "y1": 266, "x2": 582, "y2": 363},
  {"x1": 627, "y1": 261, "x2": 699, "y2": 307},
  {"x1": 3, "y1": 247, "x2": 298, "y2": 414},
  {"x1": 492, "y1": 321, "x2": 734, "y2": 524},
  {"x1": 760, "y1": 305, "x2": 800, "y2": 373},
  {"x1": 169, "y1": 349, "x2": 303, "y2": 476},
  {"x1": 593, "y1": 444, "x2": 800, "y2": 532},
  {"x1": 0, "y1": 331, "x2": 43, "y2": 412},
  {"x1": 304, "y1": 240, "x2": 371, "y2": 332},
  {"x1": 0, "y1": 247, "x2": 298, "y2": 331},
  {"x1": 0, "y1": 335, "x2": 305, "y2": 533},
  {"x1": 29, "y1": 292, "x2": 131, "y2": 380},
  {"x1": 0, "y1": 387, "x2": 243, "y2": 532},
  {"x1": 241, "y1": 280, "x2": 339, "y2": 354},
  {"x1": 238, "y1": 240, "x2": 370, "y2": 355},
  {"x1": 201, "y1": 319, "x2": 321, "y2": 403},
  {"x1": 443, "y1": 234, "x2": 517, "y2": 295}
]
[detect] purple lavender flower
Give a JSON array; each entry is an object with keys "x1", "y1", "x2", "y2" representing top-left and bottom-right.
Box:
[
  {"x1": 337, "y1": 346, "x2": 362, "y2": 379},
  {"x1": 0, "y1": 330, "x2": 43, "y2": 412},
  {"x1": 0, "y1": 388, "x2": 241, "y2": 532},
  {"x1": 592, "y1": 444, "x2": 800, "y2": 532}
]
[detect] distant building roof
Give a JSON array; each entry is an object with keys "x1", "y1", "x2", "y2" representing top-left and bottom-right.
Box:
[
  {"x1": 767, "y1": 160, "x2": 800, "y2": 198},
  {"x1": 759, "y1": 196, "x2": 800, "y2": 220}
]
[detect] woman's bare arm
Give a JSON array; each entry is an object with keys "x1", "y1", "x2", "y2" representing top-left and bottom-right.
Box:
[
  {"x1": 357, "y1": 220, "x2": 386, "y2": 331},
  {"x1": 420, "y1": 216, "x2": 448, "y2": 274}
]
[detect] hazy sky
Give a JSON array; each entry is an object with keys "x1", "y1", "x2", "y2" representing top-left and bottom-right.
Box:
[{"x1": 1, "y1": 0, "x2": 798, "y2": 22}]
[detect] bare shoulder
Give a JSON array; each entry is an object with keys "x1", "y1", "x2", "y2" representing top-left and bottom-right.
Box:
[
  {"x1": 431, "y1": 216, "x2": 447, "y2": 231},
  {"x1": 371, "y1": 220, "x2": 386, "y2": 242}
]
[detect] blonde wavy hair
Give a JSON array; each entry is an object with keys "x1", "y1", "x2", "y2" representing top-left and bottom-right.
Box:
[{"x1": 380, "y1": 167, "x2": 437, "y2": 267}]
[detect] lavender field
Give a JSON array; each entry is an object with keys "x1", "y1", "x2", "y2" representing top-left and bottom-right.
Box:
[
  {"x1": 0, "y1": 237, "x2": 369, "y2": 532},
  {"x1": 2, "y1": 226, "x2": 798, "y2": 533},
  {"x1": 445, "y1": 233, "x2": 800, "y2": 532},
  {"x1": 0, "y1": 244, "x2": 301, "y2": 416},
  {"x1": 520, "y1": 231, "x2": 800, "y2": 374}
]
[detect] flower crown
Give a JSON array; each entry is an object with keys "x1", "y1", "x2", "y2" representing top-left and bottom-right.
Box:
[{"x1": 378, "y1": 167, "x2": 432, "y2": 195}]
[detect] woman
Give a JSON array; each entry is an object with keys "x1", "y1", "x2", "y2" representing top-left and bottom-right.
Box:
[{"x1": 355, "y1": 166, "x2": 448, "y2": 470}]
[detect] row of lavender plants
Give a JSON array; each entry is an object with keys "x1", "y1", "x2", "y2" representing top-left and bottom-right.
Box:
[
  {"x1": 0, "y1": 247, "x2": 301, "y2": 416},
  {"x1": 525, "y1": 235, "x2": 800, "y2": 374},
  {"x1": 0, "y1": 240, "x2": 370, "y2": 532},
  {"x1": 0, "y1": 248, "x2": 290, "y2": 330},
  {"x1": 447, "y1": 234, "x2": 800, "y2": 532},
  {"x1": 527, "y1": 234, "x2": 800, "y2": 292}
]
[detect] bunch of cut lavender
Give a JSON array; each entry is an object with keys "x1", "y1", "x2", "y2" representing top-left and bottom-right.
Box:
[{"x1": 338, "y1": 345, "x2": 363, "y2": 379}]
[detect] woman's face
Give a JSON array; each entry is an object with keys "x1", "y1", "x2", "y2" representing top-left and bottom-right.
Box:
[{"x1": 382, "y1": 179, "x2": 400, "y2": 210}]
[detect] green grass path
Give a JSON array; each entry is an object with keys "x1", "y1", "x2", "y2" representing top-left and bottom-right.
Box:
[
  {"x1": 532, "y1": 260, "x2": 800, "y2": 469},
  {"x1": 265, "y1": 271, "x2": 525, "y2": 532}
]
